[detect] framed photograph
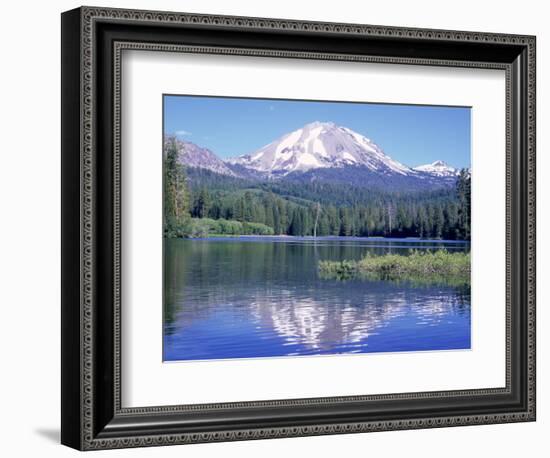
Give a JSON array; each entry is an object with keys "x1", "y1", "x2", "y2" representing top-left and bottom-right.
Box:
[{"x1": 61, "y1": 6, "x2": 536, "y2": 450}]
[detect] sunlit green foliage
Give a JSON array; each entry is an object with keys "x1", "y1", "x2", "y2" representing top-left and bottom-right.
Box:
[{"x1": 319, "y1": 250, "x2": 470, "y2": 286}]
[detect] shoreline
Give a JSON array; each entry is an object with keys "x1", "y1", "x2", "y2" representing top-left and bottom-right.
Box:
[{"x1": 167, "y1": 234, "x2": 471, "y2": 243}]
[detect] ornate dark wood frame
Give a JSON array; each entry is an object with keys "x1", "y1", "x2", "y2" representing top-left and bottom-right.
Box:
[{"x1": 61, "y1": 6, "x2": 536, "y2": 451}]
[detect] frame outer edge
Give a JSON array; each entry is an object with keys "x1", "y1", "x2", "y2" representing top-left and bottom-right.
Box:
[
  {"x1": 526, "y1": 36, "x2": 536, "y2": 421},
  {"x1": 80, "y1": 5, "x2": 535, "y2": 43},
  {"x1": 70, "y1": 6, "x2": 536, "y2": 450},
  {"x1": 80, "y1": 6, "x2": 96, "y2": 451},
  {"x1": 61, "y1": 7, "x2": 85, "y2": 451}
]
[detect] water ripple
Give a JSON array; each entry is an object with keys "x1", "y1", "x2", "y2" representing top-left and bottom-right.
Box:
[{"x1": 164, "y1": 238, "x2": 471, "y2": 361}]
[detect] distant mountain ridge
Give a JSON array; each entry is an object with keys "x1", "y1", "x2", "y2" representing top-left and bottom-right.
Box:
[
  {"x1": 165, "y1": 137, "x2": 236, "y2": 177},
  {"x1": 166, "y1": 122, "x2": 466, "y2": 191},
  {"x1": 413, "y1": 160, "x2": 460, "y2": 178}
]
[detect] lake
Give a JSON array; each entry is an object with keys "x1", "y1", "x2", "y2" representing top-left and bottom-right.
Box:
[{"x1": 163, "y1": 237, "x2": 471, "y2": 362}]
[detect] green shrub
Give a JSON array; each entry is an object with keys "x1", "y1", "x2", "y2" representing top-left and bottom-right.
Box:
[
  {"x1": 319, "y1": 250, "x2": 470, "y2": 286},
  {"x1": 165, "y1": 217, "x2": 276, "y2": 238}
]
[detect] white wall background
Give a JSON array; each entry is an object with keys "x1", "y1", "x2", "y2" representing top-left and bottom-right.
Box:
[{"x1": 0, "y1": 0, "x2": 545, "y2": 456}]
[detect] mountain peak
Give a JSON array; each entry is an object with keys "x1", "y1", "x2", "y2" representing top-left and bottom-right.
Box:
[
  {"x1": 229, "y1": 122, "x2": 411, "y2": 176},
  {"x1": 303, "y1": 121, "x2": 335, "y2": 129},
  {"x1": 413, "y1": 160, "x2": 459, "y2": 177}
]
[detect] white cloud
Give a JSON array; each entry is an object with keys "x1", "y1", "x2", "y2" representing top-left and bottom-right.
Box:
[{"x1": 175, "y1": 129, "x2": 192, "y2": 136}]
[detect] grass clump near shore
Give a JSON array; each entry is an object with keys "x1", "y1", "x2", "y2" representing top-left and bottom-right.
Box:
[{"x1": 318, "y1": 250, "x2": 470, "y2": 286}]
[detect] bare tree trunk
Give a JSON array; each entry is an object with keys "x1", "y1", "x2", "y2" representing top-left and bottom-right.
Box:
[
  {"x1": 174, "y1": 175, "x2": 179, "y2": 220},
  {"x1": 313, "y1": 202, "x2": 321, "y2": 238}
]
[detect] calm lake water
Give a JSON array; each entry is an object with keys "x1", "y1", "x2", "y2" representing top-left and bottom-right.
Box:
[{"x1": 163, "y1": 237, "x2": 471, "y2": 361}]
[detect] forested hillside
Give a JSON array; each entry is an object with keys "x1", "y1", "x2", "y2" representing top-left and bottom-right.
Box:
[{"x1": 163, "y1": 139, "x2": 471, "y2": 240}]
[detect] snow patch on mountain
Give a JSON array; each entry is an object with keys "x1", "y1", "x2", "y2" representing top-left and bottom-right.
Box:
[
  {"x1": 413, "y1": 160, "x2": 460, "y2": 178},
  {"x1": 229, "y1": 121, "x2": 415, "y2": 177}
]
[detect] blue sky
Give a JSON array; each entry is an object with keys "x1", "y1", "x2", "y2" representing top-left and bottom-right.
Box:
[{"x1": 164, "y1": 95, "x2": 471, "y2": 168}]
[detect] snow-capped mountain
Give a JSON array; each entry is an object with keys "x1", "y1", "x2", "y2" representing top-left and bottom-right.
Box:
[
  {"x1": 228, "y1": 121, "x2": 413, "y2": 177},
  {"x1": 165, "y1": 137, "x2": 236, "y2": 177},
  {"x1": 165, "y1": 124, "x2": 463, "y2": 191},
  {"x1": 413, "y1": 160, "x2": 460, "y2": 178}
]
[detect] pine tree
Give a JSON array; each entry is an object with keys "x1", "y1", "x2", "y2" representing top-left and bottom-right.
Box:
[
  {"x1": 164, "y1": 138, "x2": 190, "y2": 236},
  {"x1": 289, "y1": 208, "x2": 302, "y2": 236},
  {"x1": 196, "y1": 188, "x2": 211, "y2": 218},
  {"x1": 341, "y1": 208, "x2": 353, "y2": 236},
  {"x1": 433, "y1": 204, "x2": 444, "y2": 239},
  {"x1": 302, "y1": 208, "x2": 311, "y2": 236},
  {"x1": 417, "y1": 206, "x2": 427, "y2": 238},
  {"x1": 327, "y1": 205, "x2": 339, "y2": 235},
  {"x1": 243, "y1": 191, "x2": 254, "y2": 222},
  {"x1": 272, "y1": 203, "x2": 281, "y2": 234},
  {"x1": 456, "y1": 168, "x2": 471, "y2": 240},
  {"x1": 277, "y1": 200, "x2": 288, "y2": 234}
]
